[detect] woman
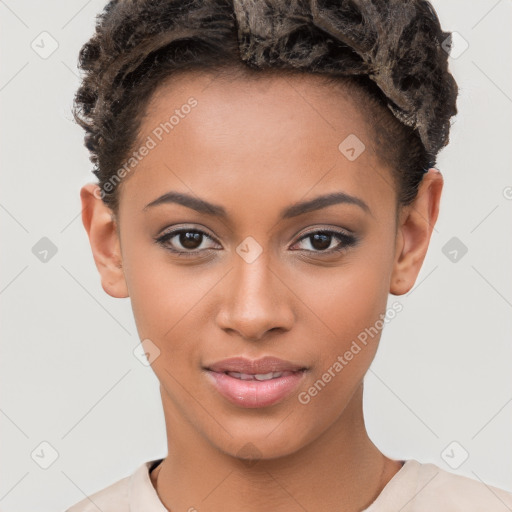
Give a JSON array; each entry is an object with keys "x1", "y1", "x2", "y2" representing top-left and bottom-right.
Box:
[{"x1": 67, "y1": 0, "x2": 512, "y2": 510}]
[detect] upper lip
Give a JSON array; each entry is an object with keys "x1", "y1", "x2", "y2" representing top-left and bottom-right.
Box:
[{"x1": 205, "y1": 356, "x2": 306, "y2": 374}]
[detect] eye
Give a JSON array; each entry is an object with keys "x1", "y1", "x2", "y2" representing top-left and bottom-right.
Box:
[
  {"x1": 291, "y1": 229, "x2": 358, "y2": 254},
  {"x1": 154, "y1": 227, "x2": 221, "y2": 256},
  {"x1": 154, "y1": 226, "x2": 358, "y2": 257}
]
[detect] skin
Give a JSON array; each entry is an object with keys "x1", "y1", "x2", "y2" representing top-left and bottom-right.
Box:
[{"x1": 80, "y1": 70, "x2": 443, "y2": 511}]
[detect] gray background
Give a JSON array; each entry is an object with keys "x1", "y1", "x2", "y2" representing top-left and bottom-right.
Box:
[{"x1": 1, "y1": 1, "x2": 511, "y2": 510}]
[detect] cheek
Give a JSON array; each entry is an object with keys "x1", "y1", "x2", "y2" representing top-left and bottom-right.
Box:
[
  {"x1": 311, "y1": 251, "x2": 393, "y2": 339},
  {"x1": 301, "y1": 238, "x2": 395, "y2": 380},
  {"x1": 122, "y1": 239, "x2": 187, "y2": 339},
  {"x1": 306, "y1": 274, "x2": 384, "y2": 382},
  {"x1": 293, "y1": 265, "x2": 390, "y2": 422},
  {"x1": 122, "y1": 241, "x2": 221, "y2": 374}
]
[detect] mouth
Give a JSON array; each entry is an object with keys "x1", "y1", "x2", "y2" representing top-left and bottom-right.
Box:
[
  {"x1": 223, "y1": 370, "x2": 298, "y2": 381},
  {"x1": 203, "y1": 356, "x2": 308, "y2": 408},
  {"x1": 205, "y1": 355, "x2": 307, "y2": 374}
]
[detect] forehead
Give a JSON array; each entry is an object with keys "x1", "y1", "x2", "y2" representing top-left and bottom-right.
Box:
[{"x1": 117, "y1": 70, "x2": 395, "y2": 221}]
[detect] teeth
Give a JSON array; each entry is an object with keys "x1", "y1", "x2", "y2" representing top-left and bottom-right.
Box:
[
  {"x1": 255, "y1": 372, "x2": 282, "y2": 381},
  {"x1": 226, "y1": 371, "x2": 284, "y2": 381}
]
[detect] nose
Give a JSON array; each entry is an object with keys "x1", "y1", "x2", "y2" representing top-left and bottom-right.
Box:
[{"x1": 215, "y1": 254, "x2": 295, "y2": 341}]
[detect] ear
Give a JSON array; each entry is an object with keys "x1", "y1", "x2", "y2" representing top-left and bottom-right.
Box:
[
  {"x1": 80, "y1": 183, "x2": 129, "y2": 298},
  {"x1": 390, "y1": 169, "x2": 443, "y2": 295}
]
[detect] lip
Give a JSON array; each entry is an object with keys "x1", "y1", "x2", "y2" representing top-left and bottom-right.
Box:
[
  {"x1": 205, "y1": 356, "x2": 306, "y2": 374},
  {"x1": 204, "y1": 356, "x2": 307, "y2": 408}
]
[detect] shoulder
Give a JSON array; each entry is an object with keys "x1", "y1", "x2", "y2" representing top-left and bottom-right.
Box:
[
  {"x1": 64, "y1": 459, "x2": 163, "y2": 512},
  {"x1": 64, "y1": 475, "x2": 130, "y2": 512},
  {"x1": 400, "y1": 459, "x2": 512, "y2": 511}
]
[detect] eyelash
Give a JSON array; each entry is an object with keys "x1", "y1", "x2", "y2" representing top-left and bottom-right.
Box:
[{"x1": 154, "y1": 227, "x2": 358, "y2": 258}]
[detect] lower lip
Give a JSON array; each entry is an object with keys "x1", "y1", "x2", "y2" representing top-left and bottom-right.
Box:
[{"x1": 205, "y1": 370, "x2": 306, "y2": 408}]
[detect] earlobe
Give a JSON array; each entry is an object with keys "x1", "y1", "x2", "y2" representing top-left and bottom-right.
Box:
[
  {"x1": 389, "y1": 169, "x2": 443, "y2": 296},
  {"x1": 80, "y1": 183, "x2": 129, "y2": 299}
]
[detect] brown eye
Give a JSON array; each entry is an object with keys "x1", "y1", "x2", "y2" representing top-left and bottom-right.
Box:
[
  {"x1": 292, "y1": 230, "x2": 358, "y2": 254},
  {"x1": 309, "y1": 233, "x2": 332, "y2": 251},
  {"x1": 155, "y1": 228, "x2": 221, "y2": 255},
  {"x1": 179, "y1": 231, "x2": 203, "y2": 250}
]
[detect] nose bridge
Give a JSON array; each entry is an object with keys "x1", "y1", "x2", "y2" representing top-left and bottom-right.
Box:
[
  {"x1": 217, "y1": 249, "x2": 293, "y2": 340},
  {"x1": 234, "y1": 250, "x2": 275, "y2": 306}
]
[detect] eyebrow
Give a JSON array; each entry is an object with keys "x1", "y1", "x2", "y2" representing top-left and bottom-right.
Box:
[{"x1": 143, "y1": 190, "x2": 371, "y2": 218}]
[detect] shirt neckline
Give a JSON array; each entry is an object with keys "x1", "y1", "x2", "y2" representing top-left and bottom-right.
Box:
[
  {"x1": 361, "y1": 459, "x2": 418, "y2": 511},
  {"x1": 130, "y1": 457, "x2": 416, "y2": 512}
]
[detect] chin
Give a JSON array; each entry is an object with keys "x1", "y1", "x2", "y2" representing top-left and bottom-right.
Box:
[{"x1": 206, "y1": 415, "x2": 317, "y2": 463}]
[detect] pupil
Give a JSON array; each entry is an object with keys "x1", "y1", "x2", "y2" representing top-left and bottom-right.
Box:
[
  {"x1": 311, "y1": 233, "x2": 331, "y2": 250},
  {"x1": 180, "y1": 231, "x2": 202, "y2": 249}
]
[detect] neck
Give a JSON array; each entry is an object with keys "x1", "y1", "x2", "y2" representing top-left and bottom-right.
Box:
[{"x1": 151, "y1": 383, "x2": 403, "y2": 512}]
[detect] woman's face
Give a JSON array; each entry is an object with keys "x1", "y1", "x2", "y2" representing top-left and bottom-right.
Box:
[{"x1": 90, "y1": 70, "x2": 435, "y2": 460}]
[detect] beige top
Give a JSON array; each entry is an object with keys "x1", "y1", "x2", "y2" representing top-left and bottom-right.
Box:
[{"x1": 65, "y1": 458, "x2": 512, "y2": 511}]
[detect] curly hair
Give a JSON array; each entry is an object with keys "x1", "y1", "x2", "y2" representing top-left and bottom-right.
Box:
[{"x1": 72, "y1": 0, "x2": 458, "y2": 215}]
